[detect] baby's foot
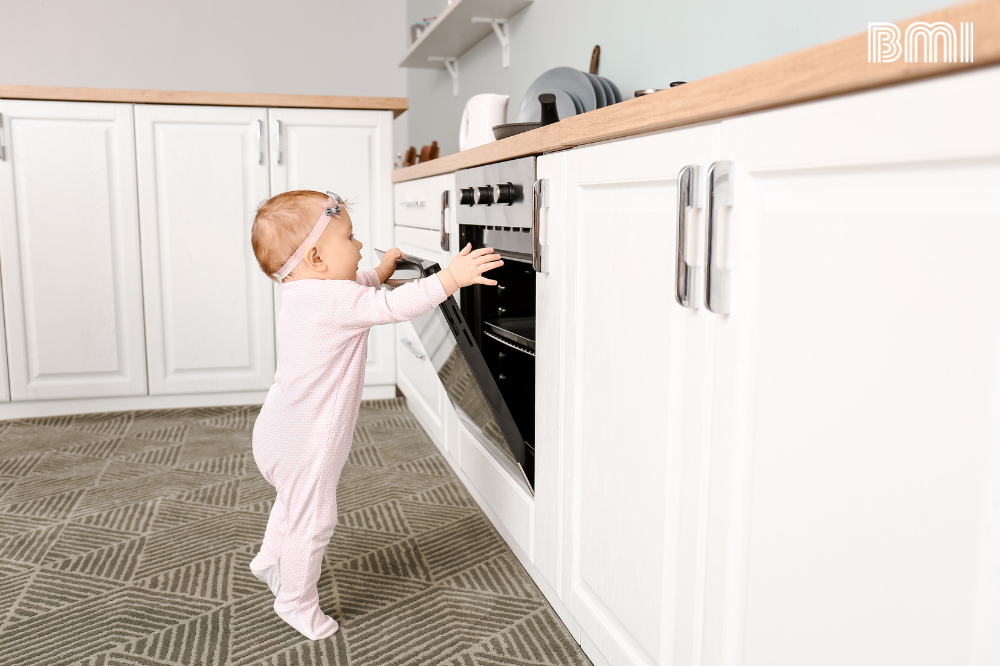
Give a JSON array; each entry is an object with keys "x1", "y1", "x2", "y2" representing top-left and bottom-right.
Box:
[
  {"x1": 274, "y1": 605, "x2": 339, "y2": 641},
  {"x1": 249, "y1": 558, "x2": 281, "y2": 596}
]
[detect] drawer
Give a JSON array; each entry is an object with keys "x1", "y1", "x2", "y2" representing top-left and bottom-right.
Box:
[
  {"x1": 396, "y1": 225, "x2": 449, "y2": 267},
  {"x1": 394, "y1": 173, "x2": 455, "y2": 230},
  {"x1": 396, "y1": 320, "x2": 443, "y2": 440}
]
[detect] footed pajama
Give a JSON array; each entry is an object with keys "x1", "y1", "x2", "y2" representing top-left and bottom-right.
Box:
[{"x1": 251, "y1": 269, "x2": 447, "y2": 640}]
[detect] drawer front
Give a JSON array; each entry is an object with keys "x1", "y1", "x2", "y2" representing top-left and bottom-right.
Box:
[
  {"x1": 396, "y1": 225, "x2": 449, "y2": 267},
  {"x1": 396, "y1": 320, "x2": 443, "y2": 438},
  {"x1": 394, "y1": 173, "x2": 454, "y2": 230}
]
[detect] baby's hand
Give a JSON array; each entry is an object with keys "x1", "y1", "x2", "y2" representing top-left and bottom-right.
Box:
[
  {"x1": 376, "y1": 248, "x2": 405, "y2": 284},
  {"x1": 439, "y1": 244, "x2": 503, "y2": 295}
]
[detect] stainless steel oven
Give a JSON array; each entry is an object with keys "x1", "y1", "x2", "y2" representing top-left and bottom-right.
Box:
[{"x1": 385, "y1": 156, "x2": 540, "y2": 492}]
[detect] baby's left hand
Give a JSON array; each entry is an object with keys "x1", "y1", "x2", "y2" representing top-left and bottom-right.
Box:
[{"x1": 376, "y1": 248, "x2": 405, "y2": 284}]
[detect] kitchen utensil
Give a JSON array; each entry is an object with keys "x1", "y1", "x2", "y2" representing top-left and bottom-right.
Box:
[
  {"x1": 538, "y1": 93, "x2": 559, "y2": 125},
  {"x1": 600, "y1": 76, "x2": 622, "y2": 104},
  {"x1": 582, "y1": 72, "x2": 607, "y2": 108},
  {"x1": 493, "y1": 122, "x2": 540, "y2": 140},
  {"x1": 428, "y1": 141, "x2": 439, "y2": 160},
  {"x1": 634, "y1": 89, "x2": 664, "y2": 97},
  {"x1": 460, "y1": 94, "x2": 509, "y2": 151},
  {"x1": 418, "y1": 145, "x2": 431, "y2": 163},
  {"x1": 518, "y1": 88, "x2": 577, "y2": 123},
  {"x1": 404, "y1": 146, "x2": 417, "y2": 167},
  {"x1": 589, "y1": 45, "x2": 600, "y2": 74},
  {"x1": 518, "y1": 67, "x2": 597, "y2": 118},
  {"x1": 594, "y1": 75, "x2": 615, "y2": 106}
]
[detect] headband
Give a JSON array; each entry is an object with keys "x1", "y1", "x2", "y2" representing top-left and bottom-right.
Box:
[{"x1": 272, "y1": 191, "x2": 344, "y2": 282}]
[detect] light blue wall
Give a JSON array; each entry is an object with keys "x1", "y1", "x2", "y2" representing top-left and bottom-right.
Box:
[{"x1": 406, "y1": 0, "x2": 948, "y2": 157}]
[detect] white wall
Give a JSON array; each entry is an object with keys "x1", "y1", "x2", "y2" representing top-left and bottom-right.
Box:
[
  {"x1": 406, "y1": 0, "x2": 950, "y2": 157},
  {"x1": 0, "y1": 0, "x2": 409, "y2": 155}
]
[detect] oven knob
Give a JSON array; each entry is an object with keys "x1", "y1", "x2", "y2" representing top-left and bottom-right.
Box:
[
  {"x1": 475, "y1": 186, "x2": 494, "y2": 206},
  {"x1": 493, "y1": 182, "x2": 515, "y2": 206},
  {"x1": 460, "y1": 187, "x2": 476, "y2": 206}
]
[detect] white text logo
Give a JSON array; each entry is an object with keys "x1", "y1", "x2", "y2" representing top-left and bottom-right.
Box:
[{"x1": 868, "y1": 21, "x2": 974, "y2": 63}]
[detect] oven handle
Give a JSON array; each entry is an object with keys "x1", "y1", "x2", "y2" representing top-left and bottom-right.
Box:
[
  {"x1": 440, "y1": 189, "x2": 450, "y2": 251},
  {"x1": 532, "y1": 178, "x2": 549, "y2": 273}
]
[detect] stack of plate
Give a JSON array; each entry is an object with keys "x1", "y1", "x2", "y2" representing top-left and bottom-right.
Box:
[{"x1": 516, "y1": 67, "x2": 622, "y2": 123}]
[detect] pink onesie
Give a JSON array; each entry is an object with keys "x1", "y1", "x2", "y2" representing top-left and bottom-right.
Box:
[{"x1": 251, "y1": 268, "x2": 447, "y2": 639}]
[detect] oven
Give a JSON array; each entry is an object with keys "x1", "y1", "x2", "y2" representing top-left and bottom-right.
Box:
[{"x1": 384, "y1": 156, "x2": 540, "y2": 491}]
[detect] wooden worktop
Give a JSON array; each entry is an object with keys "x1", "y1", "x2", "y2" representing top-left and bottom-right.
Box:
[
  {"x1": 0, "y1": 86, "x2": 409, "y2": 118},
  {"x1": 393, "y1": 0, "x2": 998, "y2": 182}
]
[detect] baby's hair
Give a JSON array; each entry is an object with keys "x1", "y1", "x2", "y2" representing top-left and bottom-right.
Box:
[{"x1": 250, "y1": 190, "x2": 353, "y2": 282}]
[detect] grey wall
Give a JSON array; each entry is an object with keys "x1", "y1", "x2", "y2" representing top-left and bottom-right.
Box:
[
  {"x1": 0, "y1": 0, "x2": 410, "y2": 154},
  {"x1": 407, "y1": 0, "x2": 948, "y2": 157}
]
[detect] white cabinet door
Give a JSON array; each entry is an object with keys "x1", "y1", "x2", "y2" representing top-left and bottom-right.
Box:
[
  {"x1": 700, "y1": 66, "x2": 1000, "y2": 666},
  {"x1": 268, "y1": 108, "x2": 394, "y2": 393},
  {"x1": 549, "y1": 124, "x2": 721, "y2": 666},
  {"x1": 134, "y1": 104, "x2": 274, "y2": 395},
  {"x1": 0, "y1": 100, "x2": 146, "y2": 400}
]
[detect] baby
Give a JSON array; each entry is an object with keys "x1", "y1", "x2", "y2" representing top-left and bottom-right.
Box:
[{"x1": 248, "y1": 189, "x2": 502, "y2": 640}]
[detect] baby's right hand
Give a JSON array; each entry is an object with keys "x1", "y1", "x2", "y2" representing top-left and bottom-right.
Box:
[{"x1": 444, "y1": 244, "x2": 504, "y2": 290}]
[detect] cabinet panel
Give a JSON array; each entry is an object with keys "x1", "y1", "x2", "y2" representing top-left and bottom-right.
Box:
[
  {"x1": 134, "y1": 104, "x2": 274, "y2": 395},
  {"x1": 706, "y1": 66, "x2": 1000, "y2": 666},
  {"x1": 396, "y1": 319, "x2": 443, "y2": 443},
  {"x1": 269, "y1": 108, "x2": 394, "y2": 387},
  {"x1": 394, "y1": 173, "x2": 455, "y2": 231},
  {"x1": 554, "y1": 125, "x2": 720, "y2": 666},
  {"x1": 0, "y1": 100, "x2": 146, "y2": 400}
]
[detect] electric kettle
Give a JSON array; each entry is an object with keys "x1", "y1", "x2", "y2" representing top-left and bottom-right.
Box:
[{"x1": 459, "y1": 94, "x2": 509, "y2": 152}]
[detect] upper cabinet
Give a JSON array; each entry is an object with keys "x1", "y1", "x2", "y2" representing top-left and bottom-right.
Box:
[
  {"x1": 268, "y1": 107, "x2": 396, "y2": 392},
  {"x1": 0, "y1": 100, "x2": 147, "y2": 400},
  {"x1": 134, "y1": 104, "x2": 275, "y2": 395}
]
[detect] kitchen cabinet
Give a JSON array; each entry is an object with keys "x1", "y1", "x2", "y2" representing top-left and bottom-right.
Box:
[
  {"x1": 269, "y1": 107, "x2": 396, "y2": 397},
  {"x1": 699, "y1": 65, "x2": 1000, "y2": 666},
  {"x1": 0, "y1": 100, "x2": 147, "y2": 400},
  {"x1": 134, "y1": 104, "x2": 275, "y2": 395},
  {"x1": 394, "y1": 173, "x2": 457, "y2": 444}
]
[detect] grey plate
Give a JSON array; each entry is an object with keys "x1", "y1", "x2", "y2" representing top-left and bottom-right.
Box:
[
  {"x1": 518, "y1": 66, "x2": 597, "y2": 120},
  {"x1": 594, "y1": 75, "x2": 615, "y2": 106},
  {"x1": 600, "y1": 75, "x2": 622, "y2": 104},
  {"x1": 518, "y1": 88, "x2": 578, "y2": 123},
  {"x1": 565, "y1": 90, "x2": 583, "y2": 114},
  {"x1": 582, "y1": 72, "x2": 607, "y2": 108}
]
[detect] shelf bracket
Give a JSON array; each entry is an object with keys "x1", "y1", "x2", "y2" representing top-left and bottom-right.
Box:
[
  {"x1": 471, "y1": 17, "x2": 510, "y2": 68},
  {"x1": 428, "y1": 56, "x2": 459, "y2": 96}
]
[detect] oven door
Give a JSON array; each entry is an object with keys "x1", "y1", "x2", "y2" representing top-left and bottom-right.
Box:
[{"x1": 381, "y1": 252, "x2": 533, "y2": 492}]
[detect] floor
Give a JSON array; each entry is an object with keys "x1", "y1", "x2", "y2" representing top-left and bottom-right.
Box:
[{"x1": 0, "y1": 398, "x2": 591, "y2": 666}]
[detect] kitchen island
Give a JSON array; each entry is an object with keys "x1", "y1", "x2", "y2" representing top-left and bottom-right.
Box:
[{"x1": 390, "y1": 2, "x2": 1000, "y2": 665}]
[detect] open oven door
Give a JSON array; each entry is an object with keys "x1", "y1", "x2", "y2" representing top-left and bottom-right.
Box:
[{"x1": 379, "y1": 251, "x2": 534, "y2": 493}]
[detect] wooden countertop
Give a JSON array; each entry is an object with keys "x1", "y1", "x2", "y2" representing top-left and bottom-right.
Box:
[
  {"x1": 394, "y1": 0, "x2": 998, "y2": 182},
  {"x1": 0, "y1": 86, "x2": 409, "y2": 118}
]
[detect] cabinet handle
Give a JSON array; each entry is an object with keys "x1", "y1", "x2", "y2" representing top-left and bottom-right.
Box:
[
  {"x1": 532, "y1": 178, "x2": 549, "y2": 273},
  {"x1": 275, "y1": 120, "x2": 282, "y2": 165},
  {"x1": 400, "y1": 338, "x2": 424, "y2": 359},
  {"x1": 675, "y1": 164, "x2": 703, "y2": 308},
  {"x1": 399, "y1": 200, "x2": 425, "y2": 206},
  {"x1": 0, "y1": 113, "x2": 5, "y2": 161},
  {"x1": 705, "y1": 161, "x2": 735, "y2": 314},
  {"x1": 256, "y1": 119, "x2": 263, "y2": 165},
  {"x1": 440, "y1": 190, "x2": 451, "y2": 251}
]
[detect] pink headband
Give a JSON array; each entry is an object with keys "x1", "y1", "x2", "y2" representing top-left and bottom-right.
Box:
[{"x1": 272, "y1": 191, "x2": 343, "y2": 282}]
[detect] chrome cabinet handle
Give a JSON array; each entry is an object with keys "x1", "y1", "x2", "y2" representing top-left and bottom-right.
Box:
[
  {"x1": 400, "y1": 338, "x2": 424, "y2": 359},
  {"x1": 705, "y1": 161, "x2": 735, "y2": 314},
  {"x1": 398, "y1": 200, "x2": 425, "y2": 206},
  {"x1": 256, "y1": 119, "x2": 263, "y2": 165},
  {"x1": 275, "y1": 120, "x2": 282, "y2": 165},
  {"x1": 440, "y1": 190, "x2": 451, "y2": 251},
  {"x1": 0, "y1": 113, "x2": 5, "y2": 161},
  {"x1": 675, "y1": 164, "x2": 703, "y2": 308},
  {"x1": 532, "y1": 178, "x2": 549, "y2": 273}
]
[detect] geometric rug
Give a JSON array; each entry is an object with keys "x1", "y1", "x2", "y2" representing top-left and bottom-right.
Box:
[{"x1": 0, "y1": 398, "x2": 592, "y2": 666}]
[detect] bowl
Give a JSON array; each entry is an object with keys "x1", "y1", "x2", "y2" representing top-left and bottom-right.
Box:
[{"x1": 493, "y1": 122, "x2": 541, "y2": 140}]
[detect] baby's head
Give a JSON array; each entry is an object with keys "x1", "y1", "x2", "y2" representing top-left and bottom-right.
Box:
[{"x1": 251, "y1": 190, "x2": 362, "y2": 283}]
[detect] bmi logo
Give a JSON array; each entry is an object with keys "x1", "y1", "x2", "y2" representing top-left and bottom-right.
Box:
[{"x1": 868, "y1": 21, "x2": 974, "y2": 62}]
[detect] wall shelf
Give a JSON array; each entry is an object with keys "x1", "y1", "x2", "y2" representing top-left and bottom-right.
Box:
[{"x1": 400, "y1": 0, "x2": 532, "y2": 85}]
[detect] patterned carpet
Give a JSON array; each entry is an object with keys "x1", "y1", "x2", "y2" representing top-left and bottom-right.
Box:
[{"x1": 0, "y1": 398, "x2": 591, "y2": 666}]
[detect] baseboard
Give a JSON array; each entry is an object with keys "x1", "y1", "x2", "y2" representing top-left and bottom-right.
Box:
[{"x1": 0, "y1": 383, "x2": 397, "y2": 420}]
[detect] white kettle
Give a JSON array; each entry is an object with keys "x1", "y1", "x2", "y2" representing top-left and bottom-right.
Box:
[{"x1": 459, "y1": 94, "x2": 509, "y2": 152}]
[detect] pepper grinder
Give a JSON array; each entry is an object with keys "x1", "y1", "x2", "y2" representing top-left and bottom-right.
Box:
[{"x1": 539, "y1": 93, "x2": 559, "y2": 126}]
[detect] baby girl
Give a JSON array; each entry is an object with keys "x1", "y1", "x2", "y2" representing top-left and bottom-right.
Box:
[{"x1": 248, "y1": 189, "x2": 502, "y2": 640}]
